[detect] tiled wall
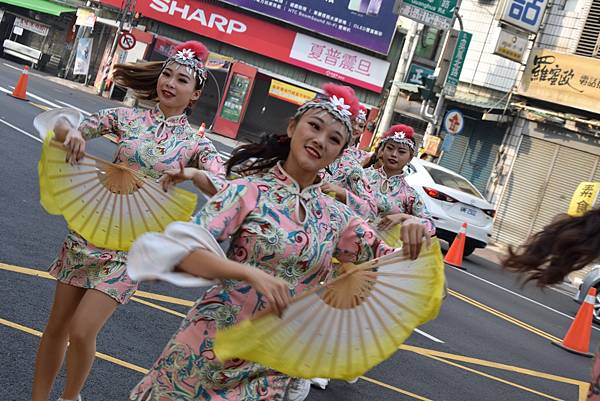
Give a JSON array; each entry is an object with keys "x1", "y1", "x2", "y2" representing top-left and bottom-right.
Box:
[
  {"x1": 537, "y1": 0, "x2": 592, "y2": 53},
  {"x1": 456, "y1": 0, "x2": 522, "y2": 92},
  {"x1": 457, "y1": 0, "x2": 593, "y2": 92}
]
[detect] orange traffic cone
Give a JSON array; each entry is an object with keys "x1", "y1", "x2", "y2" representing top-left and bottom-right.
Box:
[
  {"x1": 444, "y1": 222, "x2": 467, "y2": 270},
  {"x1": 197, "y1": 122, "x2": 206, "y2": 137},
  {"x1": 552, "y1": 287, "x2": 596, "y2": 357},
  {"x1": 9, "y1": 65, "x2": 29, "y2": 101}
]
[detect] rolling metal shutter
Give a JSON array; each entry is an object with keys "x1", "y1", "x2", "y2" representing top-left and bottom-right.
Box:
[
  {"x1": 494, "y1": 135, "x2": 600, "y2": 246},
  {"x1": 493, "y1": 136, "x2": 557, "y2": 245},
  {"x1": 439, "y1": 121, "x2": 505, "y2": 195},
  {"x1": 575, "y1": 0, "x2": 600, "y2": 59},
  {"x1": 529, "y1": 145, "x2": 599, "y2": 235}
]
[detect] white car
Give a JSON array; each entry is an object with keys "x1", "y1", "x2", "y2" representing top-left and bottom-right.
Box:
[{"x1": 404, "y1": 159, "x2": 495, "y2": 256}]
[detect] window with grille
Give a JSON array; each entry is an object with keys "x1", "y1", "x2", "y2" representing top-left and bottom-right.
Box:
[{"x1": 575, "y1": 0, "x2": 600, "y2": 58}]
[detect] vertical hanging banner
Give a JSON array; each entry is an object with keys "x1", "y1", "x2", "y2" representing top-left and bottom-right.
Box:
[
  {"x1": 73, "y1": 37, "x2": 94, "y2": 76},
  {"x1": 444, "y1": 30, "x2": 472, "y2": 96}
]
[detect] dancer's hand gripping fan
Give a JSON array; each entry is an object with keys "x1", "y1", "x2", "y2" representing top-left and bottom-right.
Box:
[
  {"x1": 214, "y1": 239, "x2": 444, "y2": 380},
  {"x1": 36, "y1": 110, "x2": 197, "y2": 251}
]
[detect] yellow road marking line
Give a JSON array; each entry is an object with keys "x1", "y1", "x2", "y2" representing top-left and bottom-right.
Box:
[
  {"x1": 401, "y1": 344, "x2": 587, "y2": 385},
  {"x1": 0, "y1": 316, "x2": 429, "y2": 400},
  {"x1": 0, "y1": 261, "x2": 589, "y2": 399},
  {"x1": 134, "y1": 290, "x2": 194, "y2": 307},
  {"x1": 30, "y1": 102, "x2": 51, "y2": 111},
  {"x1": 0, "y1": 317, "x2": 148, "y2": 374},
  {"x1": 0, "y1": 263, "x2": 52, "y2": 279},
  {"x1": 402, "y1": 344, "x2": 589, "y2": 401},
  {"x1": 130, "y1": 297, "x2": 186, "y2": 318},
  {"x1": 359, "y1": 376, "x2": 432, "y2": 400},
  {"x1": 0, "y1": 262, "x2": 194, "y2": 307},
  {"x1": 448, "y1": 289, "x2": 563, "y2": 343},
  {"x1": 421, "y1": 352, "x2": 564, "y2": 400}
]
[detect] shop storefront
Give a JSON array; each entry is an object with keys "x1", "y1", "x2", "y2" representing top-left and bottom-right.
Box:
[
  {"x1": 437, "y1": 104, "x2": 509, "y2": 196},
  {"x1": 95, "y1": 0, "x2": 400, "y2": 142},
  {"x1": 0, "y1": 0, "x2": 76, "y2": 72},
  {"x1": 491, "y1": 49, "x2": 600, "y2": 246}
]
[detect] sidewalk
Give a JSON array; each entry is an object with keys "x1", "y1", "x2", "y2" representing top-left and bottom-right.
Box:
[{"x1": 473, "y1": 241, "x2": 578, "y2": 295}]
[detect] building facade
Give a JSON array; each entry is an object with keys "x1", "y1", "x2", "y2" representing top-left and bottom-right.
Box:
[{"x1": 93, "y1": 0, "x2": 403, "y2": 143}]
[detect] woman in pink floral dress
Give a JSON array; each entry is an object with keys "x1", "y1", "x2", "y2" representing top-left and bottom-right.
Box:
[
  {"x1": 364, "y1": 124, "x2": 435, "y2": 255},
  {"x1": 125, "y1": 84, "x2": 432, "y2": 401},
  {"x1": 31, "y1": 41, "x2": 225, "y2": 401},
  {"x1": 321, "y1": 103, "x2": 377, "y2": 220}
]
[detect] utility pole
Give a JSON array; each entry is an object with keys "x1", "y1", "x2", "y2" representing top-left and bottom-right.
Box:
[
  {"x1": 97, "y1": 0, "x2": 133, "y2": 96},
  {"x1": 375, "y1": 21, "x2": 421, "y2": 139}
]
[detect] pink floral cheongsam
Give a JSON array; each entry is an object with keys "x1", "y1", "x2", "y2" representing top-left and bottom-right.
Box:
[
  {"x1": 324, "y1": 147, "x2": 377, "y2": 220},
  {"x1": 364, "y1": 166, "x2": 435, "y2": 236},
  {"x1": 48, "y1": 105, "x2": 226, "y2": 304},
  {"x1": 129, "y1": 162, "x2": 394, "y2": 401}
]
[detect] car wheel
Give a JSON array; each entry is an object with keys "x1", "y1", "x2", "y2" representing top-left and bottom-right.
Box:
[
  {"x1": 463, "y1": 241, "x2": 477, "y2": 257},
  {"x1": 593, "y1": 287, "x2": 600, "y2": 324}
]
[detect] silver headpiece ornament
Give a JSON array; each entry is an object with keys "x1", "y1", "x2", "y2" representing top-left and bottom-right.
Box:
[
  {"x1": 381, "y1": 131, "x2": 416, "y2": 152},
  {"x1": 295, "y1": 94, "x2": 354, "y2": 142},
  {"x1": 356, "y1": 108, "x2": 368, "y2": 123},
  {"x1": 165, "y1": 48, "x2": 208, "y2": 84}
]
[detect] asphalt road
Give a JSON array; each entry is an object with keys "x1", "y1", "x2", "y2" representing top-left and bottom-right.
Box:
[{"x1": 0, "y1": 59, "x2": 596, "y2": 401}]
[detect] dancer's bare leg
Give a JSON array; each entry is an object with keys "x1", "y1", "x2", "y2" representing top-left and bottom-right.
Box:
[
  {"x1": 60, "y1": 290, "x2": 118, "y2": 400},
  {"x1": 31, "y1": 282, "x2": 86, "y2": 401}
]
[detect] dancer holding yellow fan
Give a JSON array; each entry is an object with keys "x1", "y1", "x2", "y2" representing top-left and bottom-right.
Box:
[
  {"x1": 125, "y1": 83, "x2": 443, "y2": 401},
  {"x1": 31, "y1": 41, "x2": 225, "y2": 401}
]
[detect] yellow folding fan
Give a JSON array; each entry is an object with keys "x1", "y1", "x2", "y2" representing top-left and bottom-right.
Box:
[
  {"x1": 214, "y1": 239, "x2": 444, "y2": 380},
  {"x1": 39, "y1": 135, "x2": 197, "y2": 251}
]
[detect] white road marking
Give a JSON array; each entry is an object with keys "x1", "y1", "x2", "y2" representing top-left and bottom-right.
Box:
[
  {"x1": 0, "y1": 86, "x2": 11, "y2": 94},
  {"x1": 0, "y1": 119, "x2": 42, "y2": 143},
  {"x1": 9, "y1": 86, "x2": 61, "y2": 108},
  {"x1": 56, "y1": 100, "x2": 92, "y2": 116},
  {"x1": 3, "y1": 63, "x2": 43, "y2": 78},
  {"x1": 453, "y1": 267, "x2": 600, "y2": 332},
  {"x1": 414, "y1": 328, "x2": 444, "y2": 343}
]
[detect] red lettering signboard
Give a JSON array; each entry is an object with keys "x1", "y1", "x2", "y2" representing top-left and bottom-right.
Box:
[
  {"x1": 96, "y1": 0, "x2": 388, "y2": 92},
  {"x1": 136, "y1": 0, "x2": 295, "y2": 61}
]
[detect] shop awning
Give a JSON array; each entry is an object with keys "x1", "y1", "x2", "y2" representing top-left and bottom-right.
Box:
[{"x1": 0, "y1": 0, "x2": 76, "y2": 16}]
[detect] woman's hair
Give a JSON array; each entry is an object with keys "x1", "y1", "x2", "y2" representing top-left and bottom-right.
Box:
[
  {"x1": 226, "y1": 131, "x2": 292, "y2": 177},
  {"x1": 502, "y1": 208, "x2": 600, "y2": 286},
  {"x1": 226, "y1": 111, "x2": 349, "y2": 176},
  {"x1": 112, "y1": 60, "x2": 205, "y2": 100},
  {"x1": 364, "y1": 142, "x2": 383, "y2": 168}
]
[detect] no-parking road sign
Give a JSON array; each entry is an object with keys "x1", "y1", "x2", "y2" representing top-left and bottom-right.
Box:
[{"x1": 118, "y1": 31, "x2": 136, "y2": 51}]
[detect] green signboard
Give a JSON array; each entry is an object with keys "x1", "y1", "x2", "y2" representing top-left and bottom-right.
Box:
[
  {"x1": 221, "y1": 73, "x2": 250, "y2": 123},
  {"x1": 395, "y1": 0, "x2": 458, "y2": 30},
  {"x1": 444, "y1": 31, "x2": 472, "y2": 97},
  {"x1": 406, "y1": 63, "x2": 435, "y2": 85}
]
